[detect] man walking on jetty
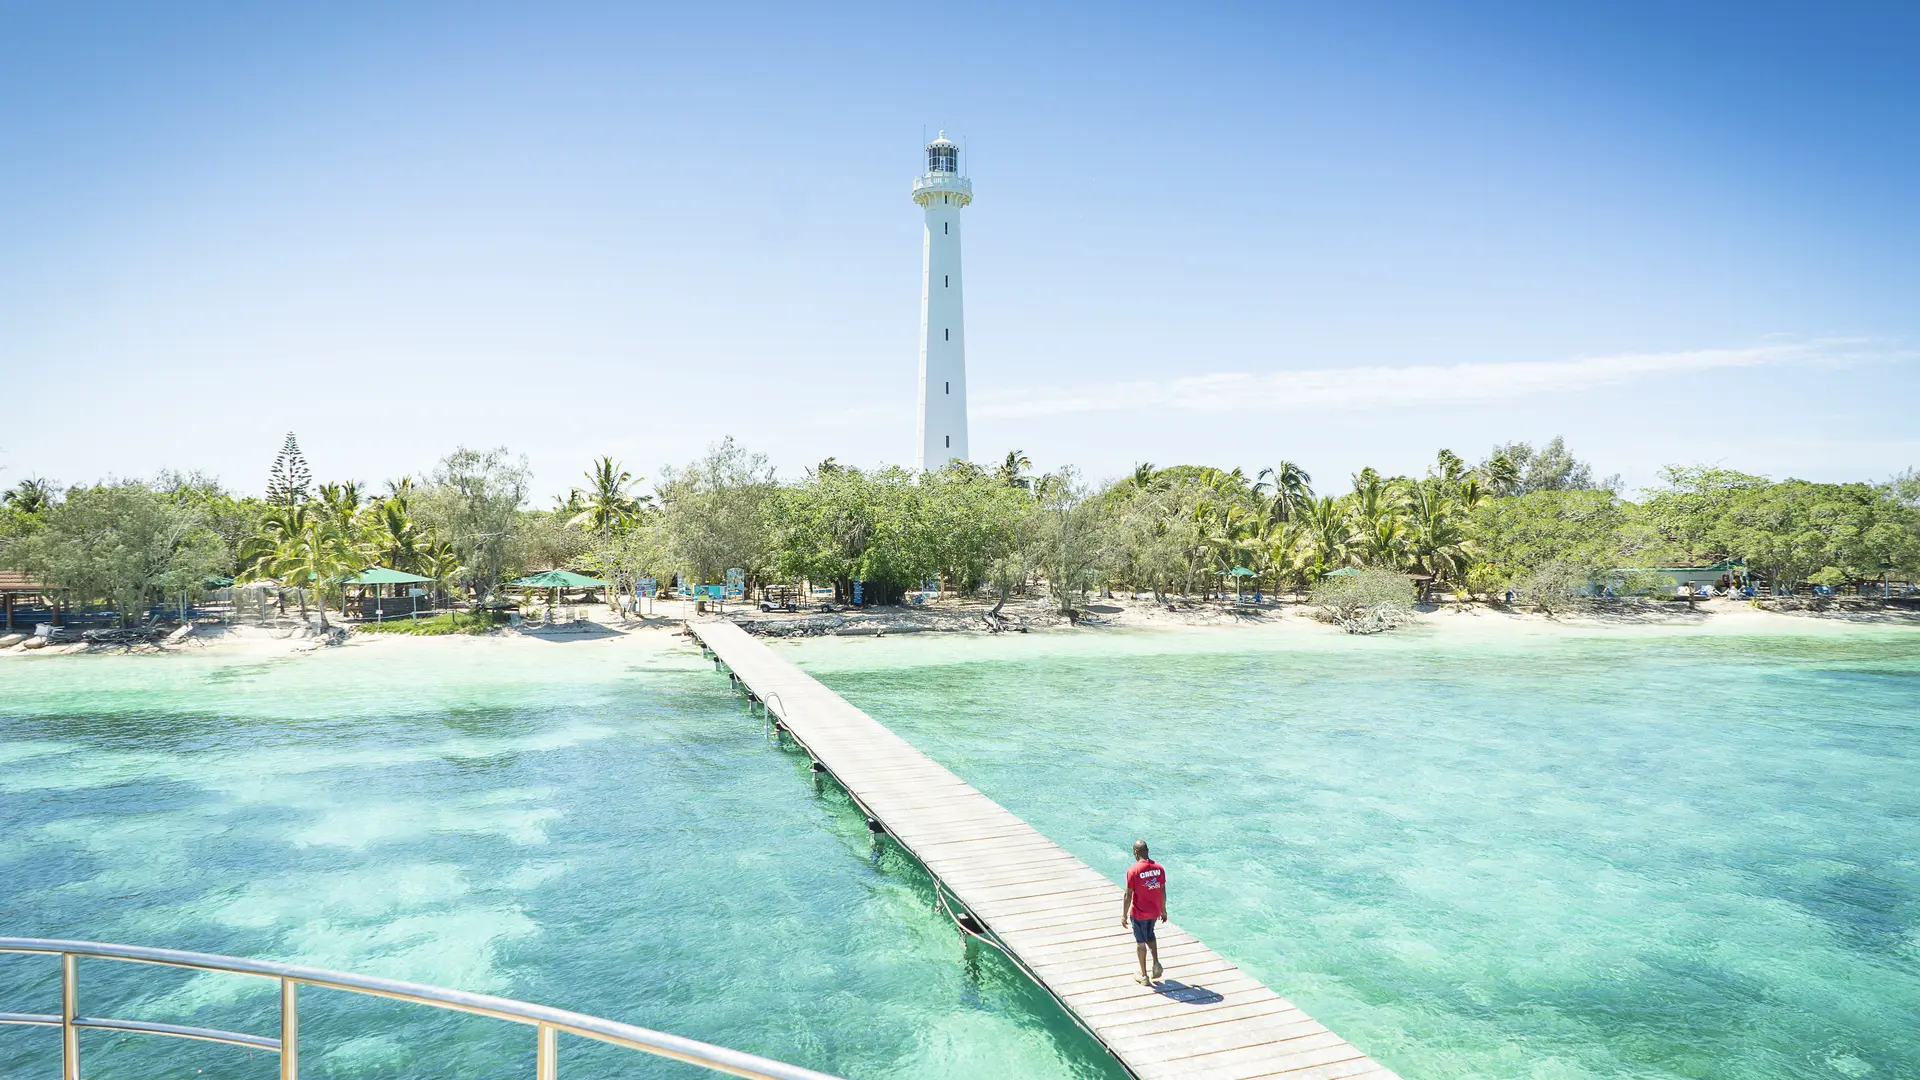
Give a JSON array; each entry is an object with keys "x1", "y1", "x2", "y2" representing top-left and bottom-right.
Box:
[{"x1": 1122, "y1": 840, "x2": 1168, "y2": 984}]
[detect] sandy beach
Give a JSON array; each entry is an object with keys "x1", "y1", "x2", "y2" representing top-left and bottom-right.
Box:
[{"x1": 4, "y1": 591, "x2": 1915, "y2": 665}]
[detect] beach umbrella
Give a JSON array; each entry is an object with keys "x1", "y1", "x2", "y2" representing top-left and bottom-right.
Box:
[
  {"x1": 508, "y1": 570, "x2": 611, "y2": 589},
  {"x1": 339, "y1": 567, "x2": 435, "y2": 586},
  {"x1": 508, "y1": 570, "x2": 613, "y2": 623}
]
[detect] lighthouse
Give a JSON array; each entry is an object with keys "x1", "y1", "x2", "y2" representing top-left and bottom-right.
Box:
[{"x1": 913, "y1": 132, "x2": 972, "y2": 470}]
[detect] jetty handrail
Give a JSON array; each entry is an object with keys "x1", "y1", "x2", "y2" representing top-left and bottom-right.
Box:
[{"x1": 0, "y1": 937, "x2": 842, "y2": 1080}]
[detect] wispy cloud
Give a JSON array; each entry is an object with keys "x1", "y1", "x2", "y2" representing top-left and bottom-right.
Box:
[{"x1": 974, "y1": 341, "x2": 1893, "y2": 419}]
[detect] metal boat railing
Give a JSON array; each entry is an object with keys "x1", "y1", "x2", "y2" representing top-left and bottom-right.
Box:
[{"x1": 0, "y1": 938, "x2": 842, "y2": 1080}]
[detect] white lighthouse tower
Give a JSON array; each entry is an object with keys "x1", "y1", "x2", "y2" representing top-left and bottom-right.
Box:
[{"x1": 913, "y1": 132, "x2": 972, "y2": 470}]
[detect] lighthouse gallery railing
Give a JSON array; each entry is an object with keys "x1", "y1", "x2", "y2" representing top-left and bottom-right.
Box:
[{"x1": 0, "y1": 938, "x2": 841, "y2": 1080}]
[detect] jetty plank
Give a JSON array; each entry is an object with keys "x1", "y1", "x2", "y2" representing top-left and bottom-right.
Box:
[{"x1": 687, "y1": 621, "x2": 1402, "y2": 1080}]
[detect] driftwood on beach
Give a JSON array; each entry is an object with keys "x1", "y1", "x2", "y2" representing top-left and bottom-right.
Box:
[
  {"x1": 82, "y1": 625, "x2": 175, "y2": 646},
  {"x1": 981, "y1": 612, "x2": 1031, "y2": 633}
]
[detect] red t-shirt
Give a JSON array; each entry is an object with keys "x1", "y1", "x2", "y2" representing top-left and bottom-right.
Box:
[{"x1": 1125, "y1": 859, "x2": 1166, "y2": 920}]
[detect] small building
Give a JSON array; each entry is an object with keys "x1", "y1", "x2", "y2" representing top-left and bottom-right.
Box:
[
  {"x1": 1647, "y1": 560, "x2": 1749, "y2": 589},
  {"x1": 1593, "y1": 560, "x2": 1750, "y2": 596},
  {"x1": 338, "y1": 567, "x2": 437, "y2": 621},
  {"x1": 0, "y1": 570, "x2": 55, "y2": 632}
]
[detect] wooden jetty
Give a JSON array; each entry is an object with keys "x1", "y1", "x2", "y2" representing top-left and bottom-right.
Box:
[{"x1": 686, "y1": 620, "x2": 1403, "y2": 1080}]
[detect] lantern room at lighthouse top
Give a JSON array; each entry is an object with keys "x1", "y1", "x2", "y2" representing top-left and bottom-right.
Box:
[{"x1": 912, "y1": 132, "x2": 972, "y2": 207}]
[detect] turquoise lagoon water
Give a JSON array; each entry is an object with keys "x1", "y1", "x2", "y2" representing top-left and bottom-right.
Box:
[
  {"x1": 0, "y1": 639, "x2": 1112, "y2": 1079},
  {"x1": 792, "y1": 622, "x2": 1920, "y2": 1080},
  {"x1": 2, "y1": 621, "x2": 1917, "y2": 1079}
]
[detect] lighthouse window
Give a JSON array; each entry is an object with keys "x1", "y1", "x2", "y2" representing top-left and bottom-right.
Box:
[
  {"x1": 944, "y1": 328, "x2": 949, "y2": 340},
  {"x1": 945, "y1": 381, "x2": 950, "y2": 394},
  {"x1": 943, "y1": 222, "x2": 948, "y2": 235},
  {"x1": 946, "y1": 435, "x2": 951, "y2": 448},
  {"x1": 929, "y1": 145, "x2": 957, "y2": 172},
  {"x1": 944, "y1": 275, "x2": 949, "y2": 287}
]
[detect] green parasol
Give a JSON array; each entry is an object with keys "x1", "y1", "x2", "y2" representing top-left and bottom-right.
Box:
[
  {"x1": 508, "y1": 570, "x2": 611, "y2": 589},
  {"x1": 339, "y1": 567, "x2": 434, "y2": 585}
]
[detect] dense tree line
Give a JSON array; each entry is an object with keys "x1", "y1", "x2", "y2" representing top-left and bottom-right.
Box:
[
  {"x1": 4, "y1": 433, "x2": 1917, "y2": 623},
  {"x1": 586, "y1": 438, "x2": 1920, "y2": 610}
]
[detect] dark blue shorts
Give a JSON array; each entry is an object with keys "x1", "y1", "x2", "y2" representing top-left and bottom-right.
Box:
[{"x1": 1131, "y1": 917, "x2": 1158, "y2": 944}]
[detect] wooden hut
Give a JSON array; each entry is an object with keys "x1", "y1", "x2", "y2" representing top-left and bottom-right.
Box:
[{"x1": 0, "y1": 570, "x2": 54, "y2": 632}]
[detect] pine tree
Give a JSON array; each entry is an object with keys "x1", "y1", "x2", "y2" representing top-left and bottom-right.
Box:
[{"x1": 267, "y1": 432, "x2": 312, "y2": 506}]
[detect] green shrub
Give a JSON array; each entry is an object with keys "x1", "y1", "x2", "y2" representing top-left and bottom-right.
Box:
[
  {"x1": 1309, "y1": 568, "x2": 1415, "y2": 634},
  {"x1": 1463, "y1": 562, "x2": 1505, "y2": 602},
  {"x1": 1515, "y1": 560, "x2": 1593, "y2": 615},
  {"x1": 351, "y1": 611, "x2": 504, "y2": 636}
]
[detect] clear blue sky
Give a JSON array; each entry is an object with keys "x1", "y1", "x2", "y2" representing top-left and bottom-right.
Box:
[{"x1": 3, "y1": 1, "x2": 1915, "y2": 500}]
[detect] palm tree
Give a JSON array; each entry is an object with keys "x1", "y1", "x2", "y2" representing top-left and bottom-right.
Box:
[
  {"x1": 1454, "y1": 474, "x2": 1488, "y2": 513},
  {"x1": 995, "y1": 450, "x2": 1033, "y2": 488},
  {"x1": 1199, "y1": 466, "x2": 1249, "y2": 497},
  {"x1": 1303, "y1": 496, "x2": 1352, "y2": 575},
  {"x1": 316, "y1": 483, "x2": 366, "y2": 540},
  {"x1": 1197, "y1": 503, "x2": 1259, "y2": 592},
  {"x1": 238, "y1": 503, "x2": 298, "y2": 581},
  {"x1": 290, "y1": 511, "x2": 357, "y2": 627},
  {"x1": 1355, "y1": 510, "x2": 1409, "y2": 570},
  {"x1": 1255, "y1": 461, "x2": 1314, "y2": 525},
  {"x1": 2, "y1": 477, "x2": 57, "y2": 514},
  {"x1": 1405, "y1": 482, "x2": 1469, "y2": 600},
  {"x1": 1348, "y1": 469, "x2": 1404, "y2": 543},
  {"x1": 1153, "y1": 465, "x2": 1248, "y2": 497},
  {"x1": 1346, "y1": 471, "x2": 1416, "y2": 571},
  {"x1": 239, "y1": 503, "x2": 301, "y2": 617},
  {"x1": 1126, "y1": 462, "x2": 1159, "y2": 492},
  {"x1": 246, "y1": 504, "x2": 356, "y2": 628},
  {"x1": 570, "y1": 456, "x2": 646, "y2": 533},
  {"x1": 1241, "y1": 517, "x2": 1304, "y2": 599},
  {"x1": 366, "y1": 496, "x2": 427, "y2": 572},
  {"x1": 1479, "y1": 453, "x2": 1520, "y2": 497},
  {"x1": 422, "y1": 541, "x2": 465, "y2": 605}
]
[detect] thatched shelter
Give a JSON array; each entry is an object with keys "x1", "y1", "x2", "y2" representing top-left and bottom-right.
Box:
[{"x1": 0, "y1": 570, "x2": 55, "y2": 631}]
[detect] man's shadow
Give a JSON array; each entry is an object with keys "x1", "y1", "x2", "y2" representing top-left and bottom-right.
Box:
[{"x1": 1148, "y1": 979, "x2": 1224, "y2": 1004}]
